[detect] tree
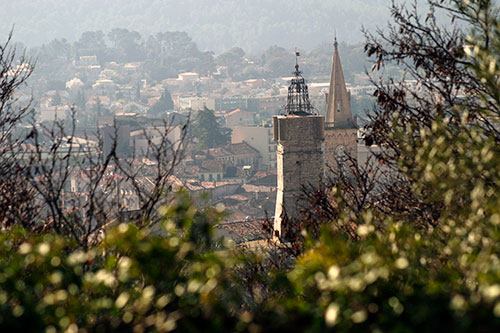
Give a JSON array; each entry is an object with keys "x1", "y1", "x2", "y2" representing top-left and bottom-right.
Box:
[
  {"x1": 50, "y1": 91, "x2": 61, "y2": 106},
  {"x1": 262, "y1": 45, "x2": 295, "y2": 77},
  {"x1": 148, "y1": 88, "x2": 174, "y2": 116},
  {"x1": 135, "y1": 82, "x2": 141, "y2": 101},
  {"x1": 0, "y1": 30, "x2": 37, "y2": 229},
  {"x1": 143, "y1": 31, "x2": 215, "y2": 77},
  {"x1": 107, "y1": 28, "x2": 144, "y2": 62},
  {"x1": 191, "y1": 107, "x2": 231, "y2": 149},
  {"x1": 74, "y1": 30, "x2": 107, "y2": 64},
  {"x1": 356, "y1": 0, "x2": 500, "y2": 227},
  {"x1": 0, "y1": 31, "x2": 189, "y2": 247},
  {"x1": 252, "y1": 1, "x2": 500, "y2": 331},
  {"x1": 76, "y1": 90, "x2": 86, "y2": 110},
  {"x1": 215, "y1": 47, "x2": 246, "y2": 78},
  {"x1": 95, "y1": 97, "x2": 102, "y2": 119},
  {"x1": 0, "y1": 191, "x2": 247, "y2": 331}
]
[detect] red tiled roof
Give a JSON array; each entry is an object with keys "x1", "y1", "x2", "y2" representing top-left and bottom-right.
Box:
[
  {"x1": 228, "y1": 142, "x2": 260, "y2": 155},
  {"x1": 224, "y1": 108, "x2": 242, "y2": 117},
  {"x1": 208, "y1": 147, "x2": 232, "y2": 158},
  {"x1": 216, "y1": 219, "x2": 270, "y2": 244},
  {"x1": 200, "y1": 159, "x2": 224, "y2": 172}
]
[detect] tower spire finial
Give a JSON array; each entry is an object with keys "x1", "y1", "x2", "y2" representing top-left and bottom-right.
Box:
[{"x1": 294, "y1": 48, "x2": 301, "y2": 76}]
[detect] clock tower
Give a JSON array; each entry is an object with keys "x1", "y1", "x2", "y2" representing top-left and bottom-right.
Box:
[{"x1": 324, "y1": 38, "x2": 358, "y2": 178}]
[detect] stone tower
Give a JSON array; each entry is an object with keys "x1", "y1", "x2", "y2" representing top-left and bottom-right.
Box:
[
  {"x1": 324, "y1": 39, "x2": 358, "y2": 177},
  {"x1": 273, "y1": 55, "x2": 325, "y2": 239}
]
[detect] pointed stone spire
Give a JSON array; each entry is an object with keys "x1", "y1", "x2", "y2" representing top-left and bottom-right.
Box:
[{"x1": 326, "y1": 39, "x2": 354, "y2": 128}]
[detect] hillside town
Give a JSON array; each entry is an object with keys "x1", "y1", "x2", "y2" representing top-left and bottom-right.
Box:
[{"x1": 14, "y1": 36, "x2": 384, "y2": 236}]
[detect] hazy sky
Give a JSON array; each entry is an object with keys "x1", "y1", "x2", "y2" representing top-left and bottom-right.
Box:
[{"x1": 0, "y1": 0, "x2": 429, "y2": 52}]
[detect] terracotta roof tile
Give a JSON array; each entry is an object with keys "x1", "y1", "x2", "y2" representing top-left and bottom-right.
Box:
[{"x1": 216, "y1": 219, "x2": 270, "y2": 244}]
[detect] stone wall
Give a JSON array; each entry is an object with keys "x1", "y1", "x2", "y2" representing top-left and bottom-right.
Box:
[
  {"x1": 273, "y1": 115, "x2": 324, "y2": 239},
  {"x1": 324, "y1": 127, "x2": 358, "y2": 179}
]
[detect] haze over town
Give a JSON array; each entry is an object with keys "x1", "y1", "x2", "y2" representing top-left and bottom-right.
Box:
[
  {"x1": 0, "y1": 0, "x2": 401, "y2": 52},
  {"x1": 2, "y1": 1, "x2": 391, "y2": 229}
]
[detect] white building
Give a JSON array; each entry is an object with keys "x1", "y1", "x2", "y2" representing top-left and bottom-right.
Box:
[
  {"x1": 178, "y1": 96, "x2": 215, "y2": 111},
  {"x1": 178, "y1": 72, "x2": 200, "y2": 82},
  {"x1": 40, "y1": 105, "x2": 71, "y2": 122}
]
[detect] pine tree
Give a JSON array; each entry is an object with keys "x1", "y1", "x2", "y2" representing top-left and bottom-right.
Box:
[
  {"x1": 51, "y1": 91, "x2": 61, "y2": 106},
  {"x1": 191, "y1": 107, "x2": 231, "y2": 149},
  {"x1": 95, "y1": 97, "x2": 102, "y2": 119},
  {"x1": 135, "y1": 82, "x2": 141, "y2": 101},
  {"x1": 147, "y1": 87, "x2": 174, "y2": 116}
]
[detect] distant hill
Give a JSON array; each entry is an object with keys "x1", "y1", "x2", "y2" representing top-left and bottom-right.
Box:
[{"x1": 1, "y1": 0, "x2": 395, "y2": 52}]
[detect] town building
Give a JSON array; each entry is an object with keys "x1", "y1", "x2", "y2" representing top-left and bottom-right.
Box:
[
  {"x1": 207, "y1": 142, "x2": 261, "y2": 169},
  {"x1": 178, "y1": 96, "x2": 215, "y2": 111},
  {"x1": 39, "y1": 105, "x2": 71, "y2": 123},
  {"x1": 231, "y1": 124, "x2": 277, "y2": 170},
  {"x1": 224, "y1": 108, "x2": 255, "y2": 128}
]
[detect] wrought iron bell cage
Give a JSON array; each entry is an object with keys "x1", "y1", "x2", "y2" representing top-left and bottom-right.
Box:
[{"x1": 283, "y1": 54, "x2": 316, "y2": 116}]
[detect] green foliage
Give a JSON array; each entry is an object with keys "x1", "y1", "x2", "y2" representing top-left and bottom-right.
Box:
[
  {"x1": 107, "y1": 28, "x2": 144, "y2": 62},
  {"x1": 191, "y1": 108, "x2": 231, "y2": 149},
  {"x1": 261, "y1": 46, "x2": 295, "y2": 78},
  {"x1": 143, "y1": 31, "x2": 215, "y2": 79},
  {"x1": 252, "y1": 1, "x2": 500, "y2": 330},
  {"x1": 0, "y1": 191, "x2": 248, "y2": 331},
  {"x1": 215, "y1": 47, "x2": 247, "y2": 79},
  {"x1": 50, "y1": 91, "x2": 61, "y2": 106},
  {"x1": 148, "y1": 88, "x2": 174, "y2": 117}
]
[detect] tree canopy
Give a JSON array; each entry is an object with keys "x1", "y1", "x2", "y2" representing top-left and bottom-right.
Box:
[
  {"x1": 148, "y1": 88, "x2": 174, "y2": 117},
  {"x1": 1, "y1": 0, "x2": 395, "y2": 52},
  {"x1": 190, "y1": 108, "x2": 231, "y2": 149}
]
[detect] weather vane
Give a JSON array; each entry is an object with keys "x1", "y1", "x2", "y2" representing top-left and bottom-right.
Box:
[{"x1": 294, "y1": 48, "x2": 301, "y2": 76}]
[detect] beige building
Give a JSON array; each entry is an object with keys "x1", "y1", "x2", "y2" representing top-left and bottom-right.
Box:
[
  {"x1": 224, "y1": 108, "x2": 255, "y2": 128},
  {"x1": 178, "y1": 72, "x2": 200, "y2": 82},
  {"x1": 232, "y1": 125, "x2": 277, "y2": 170},
  {"x1": 207, "y1": 142, "x2": 261, "y2": 169},
  {"x1": 40, "y1": 105, "x2": 71, "y2": 122},
  {"x1": 199, "y1": 160, "x2": 224, "y2": 182}
]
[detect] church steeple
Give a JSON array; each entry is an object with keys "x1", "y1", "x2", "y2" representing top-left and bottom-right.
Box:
[{"x1": 326, "y1": 39, "x2": 354, "y2": 128}]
